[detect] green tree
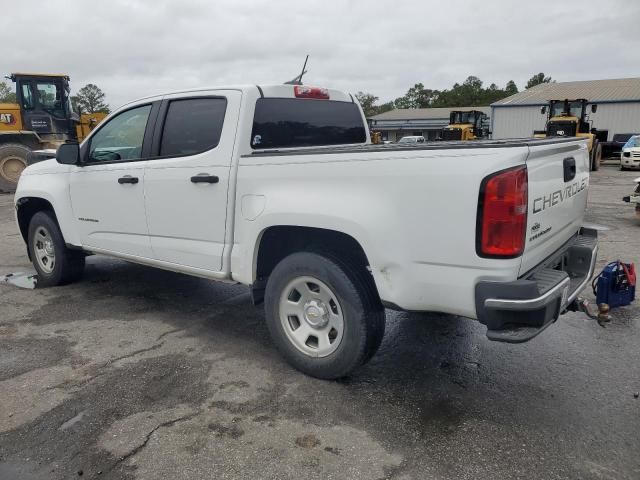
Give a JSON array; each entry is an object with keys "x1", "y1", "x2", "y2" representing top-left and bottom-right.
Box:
[
  {"x1": 71, "y1": 83, "x2": 110, "y2": 114},
  {"x1": 355, "y1": 92, "x2": 395, "y2": 117},
  {"x1": 355, "y1": 92, "x2": 380, "y2": 117},
  {"x1": 525, "y1": 73, "x2": 552, "y2": 89},
  {"x1": 394, "y1": 83, "x2": 439, "y2": 109},
  {"x1": 505, "y1": 80, "x2": 518, "y2": 96},
  {"x1": 432, "y1": 76, "x2": 485, "y2": 107},
  {"x1": 0, "y1": 81, "x2": 16, "y2": 103},
  {"x1": 375, "y1": 101, "x2": 394, "y2": 115}
]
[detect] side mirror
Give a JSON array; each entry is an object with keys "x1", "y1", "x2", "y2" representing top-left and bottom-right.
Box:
[
  {"x1": 540, "y1": 106, "x2": 547, "y2": 114},
  {"x1": 56, "y1": 142, "x2": 80, "y2": 165},
  {"x1": 591, "y1": 104, "x2": 598, "y2": 113}
]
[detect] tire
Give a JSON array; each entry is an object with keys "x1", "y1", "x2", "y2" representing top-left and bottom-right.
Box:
[
  {"x1": 590, "y1": 139, "x2": 601, "y2": 171},
  {"x1": 264, "y1": 251, "x2": 385, "y2": 379},
  {"x1": 27, "y1": 211, "x2": 85, "y2": 287},
  {"x1": 0, "y1": 143, "x2": 31, "y2": 193}
]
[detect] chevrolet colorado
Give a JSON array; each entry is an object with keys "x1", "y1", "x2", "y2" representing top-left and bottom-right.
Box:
[{"x1": 14, "y1": 84, "x2": 598, "y2": 379}]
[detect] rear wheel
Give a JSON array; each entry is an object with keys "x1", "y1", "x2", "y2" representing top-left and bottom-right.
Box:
[
  {"x1": 590, "y1": 139, "x2": 601, "y2": 171},
  {"x1": 264, "y1": 251, "x2": 385, "y2": 379},
  {"x1": 28, "y1": 211, "x2": 85, "y2": 287},
  {"x1": 0, "y1": 143, "x2": 30, "y2": 193}
]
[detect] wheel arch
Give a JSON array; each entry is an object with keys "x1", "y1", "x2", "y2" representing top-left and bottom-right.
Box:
[
  {"x1": 251, "y1": 225, "x2": 379, "y2": 305},
  {"x1": 15, "y1": 196, "x2": 59, "y2": 245}
]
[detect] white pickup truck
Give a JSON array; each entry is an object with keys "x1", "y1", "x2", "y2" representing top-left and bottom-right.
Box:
[{"x1": 14, "y1": 84, "x2": 598, "y2": 379}]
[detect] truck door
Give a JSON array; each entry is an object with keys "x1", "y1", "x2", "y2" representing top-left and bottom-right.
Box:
[
  {"x1": 69, "y1": 102, "x2": 158, "y2": 258},
  {"x1": 143, "y1": 90, "x2": 241, "y2": 272}
]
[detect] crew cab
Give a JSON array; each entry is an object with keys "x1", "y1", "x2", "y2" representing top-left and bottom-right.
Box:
[{"x1": 14, "y1": 84, "x2": 598, "y2": 379}]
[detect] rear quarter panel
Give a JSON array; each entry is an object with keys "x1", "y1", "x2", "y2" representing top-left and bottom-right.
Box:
[{"x1": 232, "y1": 146, "x2": 529, "y2": 318}]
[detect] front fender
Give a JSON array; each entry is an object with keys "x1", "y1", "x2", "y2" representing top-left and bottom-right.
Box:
[{"x1": 15, "y1": 170, "x2": 81, "y2": 247}]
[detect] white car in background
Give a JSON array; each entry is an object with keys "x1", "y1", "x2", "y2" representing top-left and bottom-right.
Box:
[
  {"x1": 621, "y1": 135, "x2": 640, "y2": 170},
  {"x1": 397, "y1": 135, "x2": 426, "y2": 144}
]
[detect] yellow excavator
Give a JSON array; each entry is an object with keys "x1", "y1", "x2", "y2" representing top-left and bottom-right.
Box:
[
  {"x1": 0, "y1": 73, "x2": 106, "y2": 192},
  {"x1": 440, "y1": 110, "x2": 488, "y2": 141},
  {"x1": 533, "y1": 98, "x2": 603, "y2": 171}
]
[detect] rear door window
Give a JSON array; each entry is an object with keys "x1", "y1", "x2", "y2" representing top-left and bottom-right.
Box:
[
  {"x1": 159, "y1": 98, "x2": 227, "y2": 157},
  {"x1": 251, "y1": 98, "x2": 366, "y2": 149}
]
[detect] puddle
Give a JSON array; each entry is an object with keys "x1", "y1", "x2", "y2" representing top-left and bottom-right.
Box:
[{"x1": 1, "y1": 270, "x2": 38, "y2": 289}]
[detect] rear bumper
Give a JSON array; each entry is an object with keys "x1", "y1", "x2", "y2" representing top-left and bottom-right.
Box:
[{"x1": 475, "y1": 228, "x2": 598, "y2": 343}]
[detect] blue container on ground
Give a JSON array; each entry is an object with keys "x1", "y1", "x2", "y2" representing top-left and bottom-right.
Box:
[{"x1": 594, "y1": 261, "x2": 636, "y2": 308}]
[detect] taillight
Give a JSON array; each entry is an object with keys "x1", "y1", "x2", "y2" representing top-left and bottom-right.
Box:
[
  {"x1": 476, "y1": 165, "x2": 528, "y2": 258},
  {"x1": 294, "y1": 86, "x2": 329, "y2": 99}
]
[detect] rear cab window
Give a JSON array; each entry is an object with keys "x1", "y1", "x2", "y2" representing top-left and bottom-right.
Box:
[{"x1": 251, "y1": 98, "x2": 366, "y2": 149}]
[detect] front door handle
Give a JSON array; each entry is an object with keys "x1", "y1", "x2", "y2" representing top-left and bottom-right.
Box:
[
  {"x1": 118, "y1": 175, "x2": 139, "y2": 184},
  {"x1": 190, "y1": 174, "x2": 219, "y2": 184}
]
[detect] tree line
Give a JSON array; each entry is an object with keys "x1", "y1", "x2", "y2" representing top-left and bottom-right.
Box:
[
  {"x1": 356, "y1": 72, "x2": 553, "y2": 117},
  {"x1": 0, "y1": 81, "x2": 109, "y2": 114}
]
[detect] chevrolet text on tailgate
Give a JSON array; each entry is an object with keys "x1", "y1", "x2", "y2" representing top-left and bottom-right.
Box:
[{"x1": 14, "y1": 84, "x2": 598, "y2": 379}]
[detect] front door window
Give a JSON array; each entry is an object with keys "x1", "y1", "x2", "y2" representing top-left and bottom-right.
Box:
[{"x1": 88, "y1": 105, "x2": 151, "y2": 163}]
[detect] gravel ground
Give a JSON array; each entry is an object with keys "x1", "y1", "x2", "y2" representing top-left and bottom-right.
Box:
[{"x1": 0, "y1": 165, "x2": 638, "y2": 480}]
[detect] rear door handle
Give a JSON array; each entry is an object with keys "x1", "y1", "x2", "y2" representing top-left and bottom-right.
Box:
[
  {"x1": 563, "y1": 157, "x2": 576, "y2": 182},
  {"x1": 118, "y1": 175, "x2": 139, "y2": 184},
  {"x1": 191, "y1": 174, "x2": 219, "y2": 184}
]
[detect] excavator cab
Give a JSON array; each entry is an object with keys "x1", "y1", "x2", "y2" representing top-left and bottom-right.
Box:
[
  {"x1": 543, "y1": 99, "x2": 592, "y2": 136},
  {"x1": 11, "y1": 73, "x2": 78, "y2": 139},
  {"x1": 441, "y1": 110, "x2": 487, "y2": 141},
  {"x1": 535, "y1": 98, "x2": 603, "y2": 171},
  {"x1": 0, "y1": 73, "x2": 106, "y2": 192}
]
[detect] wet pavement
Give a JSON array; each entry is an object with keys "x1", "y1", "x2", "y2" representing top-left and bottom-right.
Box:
[{"x1": 0, "y1": 165, "x2": 638, "y2": 480}]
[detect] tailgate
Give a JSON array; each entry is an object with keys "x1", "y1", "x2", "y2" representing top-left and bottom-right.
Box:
[{"x1": 520, "y1": 139, "x2": 590, "y2": 275}]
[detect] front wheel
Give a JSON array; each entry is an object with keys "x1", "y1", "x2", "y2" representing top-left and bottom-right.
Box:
[
  {"x1": 264, "y1": 252, "x2": 385, "y2": 379},
  {"x1": 28, "y1": 211, "x2": 85, "y2": 287}
]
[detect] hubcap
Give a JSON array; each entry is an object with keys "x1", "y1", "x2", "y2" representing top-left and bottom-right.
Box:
[
  {"x1": 33, "y1": 226, "x2": 56, "y2": 274},
  {"x1": 0, "y1": 156, "x2": 27, "y2": 183},
  {"x1": 279, "y1": 276, "x2": 344, "y2": 358}
]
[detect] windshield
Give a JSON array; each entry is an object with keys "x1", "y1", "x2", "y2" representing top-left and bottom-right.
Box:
[
  {"x1": 35, "y1": 81, "x2": 66, "y2": 117},
  {"x1": 550, "y1": 101, "x2": 583, "y2": 118},
  {"x1": 623, "y1": 136, "x2": 640, "y2": 148},
  {"x1": 398, "y1": 136, "x2": 418, "y2": 143},
  {"x1": 451, "y1": 111, "x2": 477, "y2": 124}
]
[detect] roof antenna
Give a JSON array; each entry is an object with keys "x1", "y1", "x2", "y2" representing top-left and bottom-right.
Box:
[{"x1": 284, "y1": 55, "x2": 309, "y2": 85}]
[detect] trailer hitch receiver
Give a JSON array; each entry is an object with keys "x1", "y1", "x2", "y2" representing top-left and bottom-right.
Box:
[{"x1": 570, "y1": 297, "x2": 611, "y2": 327}]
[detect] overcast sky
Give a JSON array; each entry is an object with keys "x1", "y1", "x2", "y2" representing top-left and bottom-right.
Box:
[{"x1": 2, "y1": 0, "x2": 639, "y2": 109}]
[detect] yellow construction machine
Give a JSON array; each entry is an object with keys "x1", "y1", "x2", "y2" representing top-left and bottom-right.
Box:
[
  {"x1": 534, "y1": 98, "x2": 603, "y2": 171},
  {"x1": 440, "y1": 110, "x2": 488, "y2": 141},
  {"x1": 0, "y1": 73, "x2": 106, "y2": 191}
]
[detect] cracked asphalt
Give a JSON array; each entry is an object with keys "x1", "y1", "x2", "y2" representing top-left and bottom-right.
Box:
[{"x1": 0, "y1": 165, "x2": 639, "y2": 480}]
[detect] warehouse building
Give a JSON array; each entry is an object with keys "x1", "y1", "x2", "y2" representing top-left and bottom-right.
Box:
[
  {"x1": 368, "y1": 106, "x2": 491, "y2": 142},
  {"x1": 491, "y1": 77, "x2": 640, "y2": 140}
]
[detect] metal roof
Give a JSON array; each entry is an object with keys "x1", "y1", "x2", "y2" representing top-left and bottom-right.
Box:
[
  {"x1": 368, "y1": 106, "x2": 491, "y2": 121},
  {"x1": 492, "y1": 77, "x2": 640, "y2": 106}
]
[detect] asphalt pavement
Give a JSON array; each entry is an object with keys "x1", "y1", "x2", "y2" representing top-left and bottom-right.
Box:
[{"x1": 0, "y1": 165, "x2": 638, "y2": 480}]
